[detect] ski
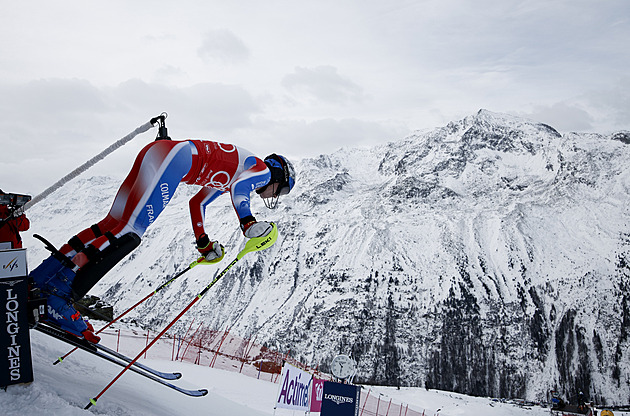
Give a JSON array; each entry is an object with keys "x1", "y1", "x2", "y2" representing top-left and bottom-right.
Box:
[
  {"x1": 32, "y1": 323, "x2": 208, "y2": 397},
  {"x1": 38, "y1": 322, "x2": 181, "y2": 380}
]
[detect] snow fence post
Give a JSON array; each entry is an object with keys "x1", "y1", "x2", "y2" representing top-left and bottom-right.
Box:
[
  {"x1": 360, "y1": 388, "x2": 370, "y2": 416},
  {"x1": 144, "y1": 329, "x2": 150, "y2": 359}
]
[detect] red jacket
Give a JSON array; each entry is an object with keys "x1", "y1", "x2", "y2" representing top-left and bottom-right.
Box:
[{"x1": 0, "y1": 205, "x2": 30, "y2": 249}]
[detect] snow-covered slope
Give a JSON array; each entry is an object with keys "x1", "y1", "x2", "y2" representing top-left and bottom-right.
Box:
[
  {"x1": 0, "y1": 325, "x2": 558, "y2": 416},
  {"x1": 20, "y1": 109, "x2": 630, "y2": 404}
]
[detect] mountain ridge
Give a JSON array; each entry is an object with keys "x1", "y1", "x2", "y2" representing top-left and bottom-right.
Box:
[{"x1": 22, "y1": 109, "x2": 630, "y2": 404}]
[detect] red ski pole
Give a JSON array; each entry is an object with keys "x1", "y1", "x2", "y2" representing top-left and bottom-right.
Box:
[
  {"x1": 84, "y1": 223, "x2": 278, "y2": 409},
  {"x1": 54, "y1": 260, "x2": 200, "y2": 364}
]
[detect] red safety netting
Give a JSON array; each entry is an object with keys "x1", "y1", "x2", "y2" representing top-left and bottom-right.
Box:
[
  {"x1": 358, "y1": 389, "x2": 426, "y2": 416},
  {"x1": 97, "y1": 325, "x2": 432, "y2": 415}
]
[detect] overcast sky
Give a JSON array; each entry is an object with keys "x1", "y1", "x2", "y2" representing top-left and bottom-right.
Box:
[{"x1": 1, "y1": 0, "x2": 628, "y2": 196}]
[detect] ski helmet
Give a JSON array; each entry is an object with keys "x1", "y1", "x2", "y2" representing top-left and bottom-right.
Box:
[
  {"x1": 263, "y1": 154, "x2": 296, "y2": 195},
  {"x1": 258, "y1": 154, "x2": 296, "y2": 208}
]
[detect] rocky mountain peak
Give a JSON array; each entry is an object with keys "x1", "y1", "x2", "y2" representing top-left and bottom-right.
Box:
[{"x1": 23, "y1": 110, "x2": 630, "y2": 405}]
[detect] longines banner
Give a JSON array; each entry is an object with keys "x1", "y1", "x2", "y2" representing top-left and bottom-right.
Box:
[
  {"x1": 321, "y1": 381, "x2": 360, "y2": 416},
  {"x1": 275, "y1": 363, "x2": 312, "y2": 411},
  {"x1": 0, "y1": 249, "x2": 33, "y2": 387}
]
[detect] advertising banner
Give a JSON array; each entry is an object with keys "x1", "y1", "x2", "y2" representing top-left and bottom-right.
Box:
[
  {"x1": 1, "y1": 249, "x2": 33, "y2": 387},
  {"x1": 275, "y1": 363, "x2": 312, "y2": 411},
  {"x1": 0, "y1": 249, "x2": 28, "y2": 279},
  {"x1": 310, "y1": 377, "x2": 326, "y2": 412},
  {"x1": 321, "y1": 381, "x2": 360, "y2": 416}
]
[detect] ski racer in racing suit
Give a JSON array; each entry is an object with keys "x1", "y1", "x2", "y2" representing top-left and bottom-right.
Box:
[{"x1": 30, "y1": 138, "x2": 296, "y2": 343}]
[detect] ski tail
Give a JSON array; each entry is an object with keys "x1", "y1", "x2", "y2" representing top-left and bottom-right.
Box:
[
  {"x1": 95, "y1": 343, "x2": 182, "y2": 380},
  {"x1": 32, "y1": 323, "x2": 202, "y2": 394}
]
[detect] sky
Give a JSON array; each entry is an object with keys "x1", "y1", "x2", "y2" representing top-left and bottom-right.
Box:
[{"x1": 1, "y1": 0, "x2": 629, "y2": 196}]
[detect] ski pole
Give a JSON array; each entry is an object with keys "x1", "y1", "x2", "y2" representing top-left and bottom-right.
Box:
[
  {"x1": 54, "y1": 258, "x2": 203, "y2": 364},
  {"x1": 84, "y1": 223, "x2": 278, "y2": 409},
  {"x1": 25, "y1": 114, "x2": 165, "y2": 211}
]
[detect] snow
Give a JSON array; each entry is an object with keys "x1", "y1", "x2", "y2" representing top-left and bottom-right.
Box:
[
  {"x1": 2, "y1": 329, "x2": 278, "y2": 416},
  {"x1": 0, "y1": 326, "x2": 594, "y2": 416}
]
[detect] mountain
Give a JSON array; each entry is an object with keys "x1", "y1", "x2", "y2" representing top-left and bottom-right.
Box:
[{"x1": 22, "y1": 109, "x2": 630, "y2": 405}]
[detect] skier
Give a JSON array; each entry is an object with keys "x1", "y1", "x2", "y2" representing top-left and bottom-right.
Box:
[
  {"x1": 0, "y1": 190, "x2": 31, "y2": 249},
  {"x1": 30, "y1": 138, "x2": 296, "y2": 343}
]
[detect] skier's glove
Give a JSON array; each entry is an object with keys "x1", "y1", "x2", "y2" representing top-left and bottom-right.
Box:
[
  {"x1": 196, "y1": 234, "x2": 225, "y2": 264},
  {"x1": 243, "y1": 221, "x2": 274, "y2": 239}
]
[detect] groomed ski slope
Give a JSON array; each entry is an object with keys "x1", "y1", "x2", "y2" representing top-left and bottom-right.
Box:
[{"x1": 0, "y1": 329, "x2": 590, "y2": 416}]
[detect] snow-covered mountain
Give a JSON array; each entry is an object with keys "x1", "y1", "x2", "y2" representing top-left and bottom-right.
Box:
[{"x1": 21, "y1": 109, "x2": 630, "y2": 405}]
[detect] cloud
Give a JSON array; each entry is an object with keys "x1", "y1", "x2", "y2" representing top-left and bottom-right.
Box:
[
  {"x1": 518, "y1": 77, "x2": 630, "y2": 133},
  {"x1": 237, "y1": 117, "x2": 408, "y2": 161},
  {"x1": 581, "y1": 77, "x2": 630, "y2": 130},
  {"x1": 0, "y1": 78, "x2": 263, "y2": 194},
  {"x1": 519, "y1": 102, "x2": 595, "y2": 132},
  {"x1": 0, "y1": 78, "x2": 261, "y2": 143},
  {"x1": 112, "y1": 79, "x2": 260, "y2": 133},
  {"x1": 282, "y1": 66, "x2": 364, "y2": 104},
  {"x1": 0, "y1": 78, "x2": 108, "y2": 119},
  {"x1": 153, "y1": 65, "x2": 187, "y2": 83},
  {"x1": 0, "y1": 79, "x2": 113, "y2": 160},
  {"x1": 197, "y1": 29, "x2": 250, "y2": 64}
]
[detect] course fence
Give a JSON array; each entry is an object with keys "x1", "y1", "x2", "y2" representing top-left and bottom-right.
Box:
[{"x1": 97, "y1": 324, "x2": 431, "y2": 416}]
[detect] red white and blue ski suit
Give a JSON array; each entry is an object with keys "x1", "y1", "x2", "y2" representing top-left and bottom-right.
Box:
[{"x1": 59, "y1": 139, "x2": 270, "y2": 258}]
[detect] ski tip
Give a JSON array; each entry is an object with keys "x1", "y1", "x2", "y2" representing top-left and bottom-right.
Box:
[
  {"x1": 52, "y1": 357, "x2": 62, "y2": 365},
  {"x1": 199, "y1": 389, "x2": 209, "y2": 396},
  {"x1": 174, "y1": 372, "x2": 182, "y2": 379}
]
